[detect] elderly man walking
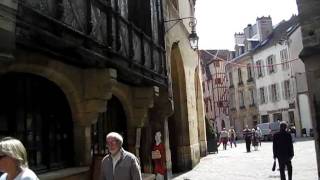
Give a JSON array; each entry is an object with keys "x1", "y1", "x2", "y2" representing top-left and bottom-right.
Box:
[
  {"x1": 100, "y1": 132, "x2": 142, "y2": 180},
  {"x1": 273, "y1": 121, "x2": 294, "y2": 180}
]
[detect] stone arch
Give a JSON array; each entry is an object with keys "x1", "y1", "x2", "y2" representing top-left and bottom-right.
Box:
[
  {"x1": 3, "y1": 63, "x2": 82, "y2": 122},
  {"x1": 194, "y1": 67, "x2": 207, "y2": 157},
  {"x1": 168, "y1": 43, "x2": 191, "y2": 172},
  {"x1": 111, "y1": 83, "x2": 134, "y2": 127},
  {"x1": 0, "y1": 72, "x2": 74, "y2": 170}
]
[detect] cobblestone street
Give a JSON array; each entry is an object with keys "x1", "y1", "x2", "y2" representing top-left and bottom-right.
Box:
[{"x1": 173, "y1": 139, "x2": 317, "y2": 180}]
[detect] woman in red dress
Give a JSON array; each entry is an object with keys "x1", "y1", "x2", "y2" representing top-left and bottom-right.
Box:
[{"x1": 152, "y1": 131, "x2": 166, "y2": 180}]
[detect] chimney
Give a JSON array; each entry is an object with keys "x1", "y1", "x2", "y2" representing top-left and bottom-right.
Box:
[
  {"x1": 256, "y1": 16, "x2": 273, "y2": 41},
  {"x1": 244, "y1": 24, "x2": 253, "y2": 39}
]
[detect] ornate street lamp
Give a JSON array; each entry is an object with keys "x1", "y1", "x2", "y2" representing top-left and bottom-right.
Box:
[
  {"x1": 164, "y1": 17, "x2": 199, "y2": 51},
  {"x1": 188, "y1": 19, "x2": 199, "y2": 51}
]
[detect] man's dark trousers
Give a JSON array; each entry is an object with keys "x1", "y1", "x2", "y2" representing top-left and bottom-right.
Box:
[
  {"x1": 245, "y1": 139, "x2": 251, "y2": 152},
  {"x1": 278, "y1": 159, "x2": 292, "y2": 180}
]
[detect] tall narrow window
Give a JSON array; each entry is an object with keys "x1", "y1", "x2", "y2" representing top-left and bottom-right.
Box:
[
  {"x1": 256, "y1": 60, "x2": 263, "y2": 77},
  {"x1": 283, "y1": 80, "x2": 291, "y2": 100},
  {"x1": 202, "y1": 82, "x2": 205, "y2": 93},
  {"x1": 280, "y1": 49, "x2": 289, "y2": 70},
  {"x1": 270, "y1": 83, "x2": 280, "y2": 102},
  {"x1": 259, "y1": 87, "x2": 265, "y2": 104},
  {"x1": 267, "y1": 55, "x2": 276, "y2": 74},
  {"x1": 247, "y1": 63, "x2": 253, "y2": 80},
  {"x1": 249, "y1": 89, "x2": 255, "y2": 105},
  {"x1": 229, "y1": 72, "x2": 233, "y2": 86},
  {"x1": 230, "y1": 90, "x2": 235, "y2": 109},
  {"x1": 238, "y1": 68, "x2": 243, "y2": 84},
  {"x1": 239, "y1": 90, "x2": 245, "y2": 108}
]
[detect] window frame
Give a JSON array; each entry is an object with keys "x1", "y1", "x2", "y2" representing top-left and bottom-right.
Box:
[
  {"x1": 256, "y1": 60, "x2": 263, "y2": 77},
  {"x1": 280, "y1": 49, "x2": 289, "y2": 70},
  {"x1": 239, "y1": 90, "x2": 245, "y2": 108},
  {"x1": 267, "y1": 55, "x2": 276, "y2": 74},
  {"x1": 247, "y1": 63, "x2": 253, "y2": 80}
]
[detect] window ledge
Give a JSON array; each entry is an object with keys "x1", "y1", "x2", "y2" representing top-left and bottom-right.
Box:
[{"x1": 38, "y1": 167, "x2": 90, "y2": 180}]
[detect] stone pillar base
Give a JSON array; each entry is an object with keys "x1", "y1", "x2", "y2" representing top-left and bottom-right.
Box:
[
  {"x1": 199, "y1": 140, "x2": 208, "y2": 157},
  {"x1": 73, "y1": 124, "x2": 92, "y2": 166}
]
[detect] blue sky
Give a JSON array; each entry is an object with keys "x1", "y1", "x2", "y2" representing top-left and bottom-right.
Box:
[{"x1": 195, "y1": 0, "x2": 299, "y2": 50}]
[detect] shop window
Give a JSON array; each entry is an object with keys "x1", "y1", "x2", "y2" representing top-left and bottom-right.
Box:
[{"x1": 0, "y1": 73, "x2": 74, "y2": 172}]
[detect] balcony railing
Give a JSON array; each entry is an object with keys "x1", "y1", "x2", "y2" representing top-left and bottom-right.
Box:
[{"x1": 15, "y1": 0, "x2": 167, "y2": 87}]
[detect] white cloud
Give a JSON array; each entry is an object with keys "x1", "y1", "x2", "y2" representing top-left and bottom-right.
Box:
[{"x1": 195, "y1": 0, "x2": 298, "y2": 50}]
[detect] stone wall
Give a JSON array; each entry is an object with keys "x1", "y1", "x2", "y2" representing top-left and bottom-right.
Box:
[
  {"x1": 162, "y1": 0, "x2": 207, "y2": 173},
  {"x1": 297, "y1": 0, "x2": 320, "y2": 48}
]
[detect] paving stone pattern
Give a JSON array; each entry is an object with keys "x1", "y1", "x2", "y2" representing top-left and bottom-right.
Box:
[{"x1": 173, "y1": 139, "x2": 317, "y2": 180}]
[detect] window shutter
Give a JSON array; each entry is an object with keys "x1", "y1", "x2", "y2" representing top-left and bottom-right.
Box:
[
  {"x1": 273, "y1": 55, "x2": 277, "y2": 73},
  {"x1": 247, "y1": 90, "x2": 250, "y2": 105},
  {"x1": 257, "y1": 88, "x2": 261, "y2": 105},
  {"x1": 268, "y1": 85, "x2": 272, "y2": 103},
  {"x1": 289, "y1": 80, "x2": 294, "y2": 100},
  {"x1": 264, "y1": 87, "x2": 269, "y2": 104},
  {"x1": 281, "y1": 81, "x2": 286, "y2": 100},
  {"x1": 253, "y1": 89, "x2": 257, "y2": 105},
  {"x1": 262, "y1": 60, "x2": 266, "y2": 77},
  {"x1": 276, "y1": 83, "x2": 281, "y2": 101},
  {"x1": 255, "y1": 62, "x2": 259, "y2": 79}
]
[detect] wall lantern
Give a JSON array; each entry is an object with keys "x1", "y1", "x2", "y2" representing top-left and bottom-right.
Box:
[{"x1": 164, "y1": 17, "x2": 199, "y2": 51}]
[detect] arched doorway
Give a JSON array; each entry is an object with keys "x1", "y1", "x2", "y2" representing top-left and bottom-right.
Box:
[
  {"x1": 0, "y1": 73, "x2": 74, "y2": 172},
  {"x1": 168, "y1": 44, "x2": 190, "y2": 172},
  {"x1": 91, "y1": 95, "x2": 128, "y2": 156}
]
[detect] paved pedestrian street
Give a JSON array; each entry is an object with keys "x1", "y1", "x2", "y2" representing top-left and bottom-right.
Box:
[{"x1": 173, "y1": 139, "x2": 317, "y2": 180}]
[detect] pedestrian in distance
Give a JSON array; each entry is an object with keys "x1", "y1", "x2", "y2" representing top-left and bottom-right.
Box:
[
  {"x1": 0, "y1": 137, "x2": 39, "y2": 180},
  {"x1": 228, "y1": 127, "x2": 237, "y2": 148},
  {"x1": 273, "y1": 121, "x2": 294, "y2": 180},
  {"x1": 251, "y1": 129, "x2": 259, "y2": 151},
  {"x1": 100, "y1": 132, "x2": 142, "y2": 180},
  {"x1": 288, "y1": 125, "x2": 296, "y2": 143},
  {"x1": 219, "y1": 128, "x2": 229, "y2": 150},
  {"x1": 256, "y1": 126, "x2": 262, "y2": 146},
  {"x1": 243, "y1": 125, "x2": 252, "y2": 153}
]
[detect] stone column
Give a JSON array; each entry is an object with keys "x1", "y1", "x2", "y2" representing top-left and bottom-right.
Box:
[
  {"x1": 164, "y1": 118, "x2": 172, "y2": 179},
  {"x1": 73, "y1": 121, "x2": 93, "y2": 166}
]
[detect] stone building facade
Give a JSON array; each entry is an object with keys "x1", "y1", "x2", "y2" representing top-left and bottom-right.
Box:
[
  {"x1": 252, "y1": 16, "x2": 310, "y2": 138},
  {"x1": 227, "y1": 52, "x2": 259, "y2": 133},
  {"x1": 0, "y1": 0, "x2": 207, "y2": 179},
  {"x1": 296, "y1": 0, "x2": 320, "y2": 177},
  {"x1": 163, "y1": 0, "x2": 207, "y2": 174},
  {"x1": 0, "y1": 0, "x2": 195, "y2": 179},
  {"x1": 200, "y1": 50, "x2": 231, "y2": 132}
]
